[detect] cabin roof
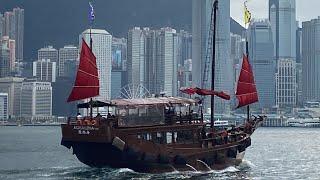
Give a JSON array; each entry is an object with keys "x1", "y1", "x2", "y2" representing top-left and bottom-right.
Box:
[
  {"x1": 77, "y1": 100, "x2": 115, "y2": 108},
  {"x1": 111, "y1": 97, "x2": 197, "y2": 107}
]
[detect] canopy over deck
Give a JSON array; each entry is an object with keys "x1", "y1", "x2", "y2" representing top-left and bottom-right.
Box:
[
  {"x1": 77, "y1": 100, "x2": 115, "y2": 109},
  {"x1": 111, "y1": 97, "x2": 198, "y2": 107}
]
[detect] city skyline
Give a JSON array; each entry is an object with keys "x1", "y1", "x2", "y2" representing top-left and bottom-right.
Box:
[
  {"x1": 1, "y1": 2, "x2": 320, "y2": 179},
  {"x1": 1, "y1": 0, "x2": 320, "y2": 118},
  {"x1": 231, "y1": 0, "x2": 320, "y2": 27}
]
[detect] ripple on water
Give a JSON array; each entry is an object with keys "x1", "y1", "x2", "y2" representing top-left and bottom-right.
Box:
[{"x1": 2, "y1": 127, "x2": 320, "y2": 179}]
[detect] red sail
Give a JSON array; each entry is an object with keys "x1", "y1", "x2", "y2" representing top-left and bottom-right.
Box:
[
  {"x1": 180, "y1": 87, "x2": 196, "y2": 95},
  {"x1": 67, "y1": 39, "x2": 99, "y2": 102},
  {"x1": 194, "y1": 88, "x2": 230, "y2": 100},
  {"x1": 180, "y1": 87, "x2": 230, "y2": 100},
  {"x1": 236, "y1": 54, "x2": 258, "y2": 108}
]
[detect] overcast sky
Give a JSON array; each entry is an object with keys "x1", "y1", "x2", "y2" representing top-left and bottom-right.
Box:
[{"x1": 231, "y1": 0, "x2": 319, "y2": 27}]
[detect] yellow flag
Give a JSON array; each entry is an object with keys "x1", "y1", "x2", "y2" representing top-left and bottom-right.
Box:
[{"x1": 244, "y1": 4, "x2": 251, "y2": 25}]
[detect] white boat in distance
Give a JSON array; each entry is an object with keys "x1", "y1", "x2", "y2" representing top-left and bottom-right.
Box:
[{"x1": 288, "y1": 117, "x2": 320, "y2": 127}]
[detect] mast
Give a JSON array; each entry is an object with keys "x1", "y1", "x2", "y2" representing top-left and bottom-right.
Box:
[
  {"x1": 89, "y1": 24, "x2": 93, "y2": 118},
  {"x1": 67, "y1": 1, "x2": 99, "y2": 112},
  {"x1": 246, "y1": 41, "x2": 249, "y2": 122},
  {"x1": 244, "y1": 0, "x2": 252, "y2": 122},
  {"x1": 211, "y1": 0, "x2": 218, "y2": 129},
  {"x1": 89, "y1": 1, "x2": 94, "y2": 118}
]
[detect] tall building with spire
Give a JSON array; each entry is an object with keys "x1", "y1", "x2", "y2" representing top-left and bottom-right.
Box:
[
  {"x1": 81, "y1": 29, "x2": 112, "y2": 101},
  {"x1": 192, "y1": 0, "x2": 232, "y2": 113}
]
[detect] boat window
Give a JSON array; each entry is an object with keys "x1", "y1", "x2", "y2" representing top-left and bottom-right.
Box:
[
  {"x1": 176, "y1": 130, "x2": 194, "y2": 144},
  {"x1": 156, "y1": 132, "x2": 162, "y2": 137},
  {"x1": 117, "y1": 106, "x2": 165, "y2": 127},
  {"x1": 146, "y1": 133, "x2": 152, "y2": 140},
  {"x1": 153, "y1": 132, "x2": 164, "y2": 144},
  {"x1": 166, "y1": 132, "x2": 172, "y2": 144}
]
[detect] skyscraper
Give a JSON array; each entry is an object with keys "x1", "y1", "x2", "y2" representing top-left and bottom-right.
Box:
[
  {"x1": 3, "y1": 11, "x2": 14, "y2": 38},
  {"x1": 1, "y1": 36, "x2": 15, "y2": 72},
  {"x1": 112, "y1": 38, "x2": 127, "y2": 70},
  {"x1": 2, "y1": 8, "x2": 24, "y2": 63},
  {"x1": 144, "y1": 28, "x2": 157, "y2": 94},
  {"x1": 32, "y1": 59, "x2": 57, "y2": 83},
  {"x1": 177, "y1": 30, "x2": 192, "y2": 66},
  {"x1": 269, "y1": 0, "x2": 297, "y2": 60},
  {"x1": 13, "y1": 8, "x2": 24, "y2": 62},
  {"x1": 38, "y1": 46, "x2": 58, "y2": 72},
  {"x1": 111, "y1": 71, "x2": 122, "y2": 99},
  {"x1": 302, "y1": 17, "x2": 320, "y2": 102},
  {"x1": 276, "y1": 59, "x2": 296, "y2": 108},
  {"x1": 81, "y1": 29, "x2": 112, "y2": 101},
  {"x1": 157, "y1": 27, "x2": 178, "y2": 96},
  {"x1": 230, "y1": 33, "x2": 246, "y2": 92},
  {"x1": 0, "y1": 13, "x2": 4, "y2": 38},
  {"x1": 58, "y1": 45, "x2": 78, "y2": 77},
  {"x1": 0, "y1": 93, "x2": 8, "y2": 120},
  {"x1": 127, "y1": 27, "x2": 145, "y2": 87},
  {"x1": 0, "y1": 77, "x2": 24, "y2": 117},
  {"x1": 20, "y1": 81, "x2": 52, "y2": 118},
  {"x1": 0, "y1": 40, "x2": 10, "y2": 78},
  {"x1": 111, "y1": 38, "x2": 127, "y2": 99},
  {"x1": 248, "y1": 20, "x2": 275, "y2": 109},
  {"x1": 192, "y1": 0, "x2": 232, "y2": 113}
]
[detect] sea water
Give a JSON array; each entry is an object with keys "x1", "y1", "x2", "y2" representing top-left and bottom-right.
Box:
[{"x1": 0, "y1": 126, "x2": 320, "y2": 180}]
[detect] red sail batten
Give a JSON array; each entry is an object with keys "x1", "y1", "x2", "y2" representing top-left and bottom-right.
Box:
[
  {"x1": 236, "y1": 54, "x2": 258, "y2": 108},
  {"x1": 67, "y1": 39, "x2": 99, "y2": 102}
]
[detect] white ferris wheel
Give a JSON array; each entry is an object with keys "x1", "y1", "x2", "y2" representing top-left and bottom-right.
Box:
[{"x1": 118, "y1": 83, "x2": 151, "y2": 99}]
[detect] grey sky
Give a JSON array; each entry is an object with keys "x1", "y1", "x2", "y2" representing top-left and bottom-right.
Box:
[{"x1": 231, "y1": 0, "x2": 319, "y2": 27}]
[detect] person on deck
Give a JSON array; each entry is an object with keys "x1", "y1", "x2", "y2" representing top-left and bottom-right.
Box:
[
  {"x1": 222, "y1": 128, "x2": 228, "y2": 144},
  {"x1": 96, "y1": 113, "x2": 102, "y2": 118},
  {"x1": 76, "y1": 113, "x2": 82, "y2": 120}
]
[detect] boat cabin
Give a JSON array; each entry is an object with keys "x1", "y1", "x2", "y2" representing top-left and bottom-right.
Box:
[
  {"x1": 111, "y1": 97, "x2": 202, "y2": 127},
  {"x1": 71, "y1": 97, "x2": 203, "y2": 128}
]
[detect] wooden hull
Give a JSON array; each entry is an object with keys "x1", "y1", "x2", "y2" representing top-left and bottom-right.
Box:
[
  {"x1": 60, "y1": 121, "x2": 257, "y2": 173},
  {"x1": 61, "y1": 139, "x2": 249, "y2": 173}
]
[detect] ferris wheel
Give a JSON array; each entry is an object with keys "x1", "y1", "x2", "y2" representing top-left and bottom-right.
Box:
[{"x1": 118, "y1": 83, "x2": 151, "y2": 99}]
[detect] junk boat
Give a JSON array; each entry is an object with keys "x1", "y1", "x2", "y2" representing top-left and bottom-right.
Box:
[{"x1": 61, "y1": 0, "x2": 264, "y2": 173}]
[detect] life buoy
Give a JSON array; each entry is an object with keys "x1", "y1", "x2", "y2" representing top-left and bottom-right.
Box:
[
  {"x1": 91, "y1": 119, "x2": 99, "y2": 126},
  {"x1": 83, "y1": 119, "x2": 92, "y2": 126}
]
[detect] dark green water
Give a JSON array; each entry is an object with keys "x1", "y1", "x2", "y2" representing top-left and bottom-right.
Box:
[{"x1": 0, "y1": 126, "x2": 319, "y2": 179}]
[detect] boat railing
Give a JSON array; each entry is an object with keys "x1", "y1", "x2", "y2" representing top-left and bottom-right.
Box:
[
  {"x1": 200, "y1": 130, "x2": 247, "y2": 148},
  {"x1": 175, "y1": 113, "x2": 203, "y2": 124},
  {"x1": 67, "y1": 116, "x2": 117, "y2": 126}
]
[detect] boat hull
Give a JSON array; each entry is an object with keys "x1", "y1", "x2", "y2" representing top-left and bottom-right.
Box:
[{"x1": 61, "y1": 139, "x2": 248, "y2": 173}]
